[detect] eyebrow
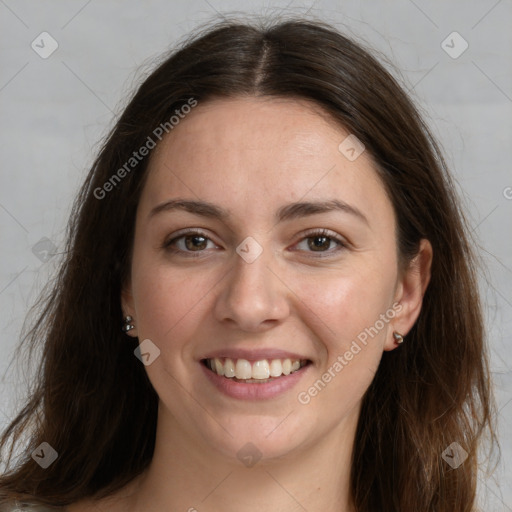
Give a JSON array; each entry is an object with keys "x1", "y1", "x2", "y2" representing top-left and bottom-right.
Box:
[{"x1": 149, "y1": 198, "x2": 369, "y2": 225}]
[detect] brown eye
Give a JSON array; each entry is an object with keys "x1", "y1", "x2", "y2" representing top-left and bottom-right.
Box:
[
  {"x1": 183, "y1": 235, "x2": 208, "y2": 251},
  {"x1": 307, "y1": 235, "x2": 332, "y2": 252},
  {"x1": 294, "y1": 229, "x2": 347, "y2": 256},
  {"x1": 163, "y1": 230, "x2": 218, "y2": 256}
]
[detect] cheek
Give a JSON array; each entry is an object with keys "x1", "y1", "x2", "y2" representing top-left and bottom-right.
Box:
[
  {"x1": 130, "y1": 257, "x2": 217, "y2": 345},
  {"x1": 298, "y1": 265, "x2": 396, "y2": 347},
  {"x1": 295, "y1": 273, "x2": 394, "y2": 415}
]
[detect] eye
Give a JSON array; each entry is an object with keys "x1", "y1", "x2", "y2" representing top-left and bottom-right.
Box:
[
  {"x1": 162, "y1": 229, "x2": 218, "y2": 257},
  {"x1": 162, "y1": 228, "x2": 347, "y2": 258},
  {"x1": 293, "y1": 229, "x2": 347, "y2": 256}
]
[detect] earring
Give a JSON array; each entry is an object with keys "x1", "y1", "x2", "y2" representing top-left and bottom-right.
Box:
[
  {"x1": 122, "y1": 315, "x2": 135, "y2": 332},
  {"x1": 393, "y1": 331, "x2": 404, "y2": 344}
]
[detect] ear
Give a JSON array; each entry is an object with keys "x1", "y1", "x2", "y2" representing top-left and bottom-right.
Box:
[
  {"x1": 384, "y1": 238, "x2": 433, "y2": 351},
  {"x1": 121, "y1": 279, "x2": 138, "y2": 338}
]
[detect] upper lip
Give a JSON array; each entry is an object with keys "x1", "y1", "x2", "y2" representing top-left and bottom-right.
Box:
[{"x1": 201, "y1": 348, "x2": 311, "y2": 362}]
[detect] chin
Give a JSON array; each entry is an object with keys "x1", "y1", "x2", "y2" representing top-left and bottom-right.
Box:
[{"x1": 201, "y1": 414, "x2": 313, "y2": 465}]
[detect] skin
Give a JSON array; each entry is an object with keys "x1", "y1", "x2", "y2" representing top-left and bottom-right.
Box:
[{"x1": 68, "y1": 97, "x2": 432, "y2": 512}]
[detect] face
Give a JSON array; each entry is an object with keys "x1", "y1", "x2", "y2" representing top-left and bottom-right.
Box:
[{"x1": 122, "y1": 97, "x2": 427, "y2": 463}]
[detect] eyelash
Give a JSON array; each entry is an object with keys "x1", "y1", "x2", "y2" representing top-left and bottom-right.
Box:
[{"x1": 162, "y1": 228, "x2": 348, "y2": 258}]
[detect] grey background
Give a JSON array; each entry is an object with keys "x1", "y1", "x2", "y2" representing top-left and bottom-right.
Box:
[{"x1": 0, "y1": 0, "x2": 510, "y2": 508}]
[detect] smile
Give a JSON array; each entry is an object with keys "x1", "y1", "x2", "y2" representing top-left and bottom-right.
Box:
[{"x1": 202, "y1": 357, "x2": 310, "y2": 382}]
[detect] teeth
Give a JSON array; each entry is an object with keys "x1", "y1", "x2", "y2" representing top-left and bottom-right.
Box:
[
  {"x1": 214, "y1": 358, "x2": 224, "y2": 376},
  {"x1": 269, "y1": 359, "x2": 282, "y2": 377},
  {"x1": 224, "y1": 358, "x2": 235, "y2": 378},
  {"x1": 205, "y1": 357, "x2": 308, "y2": 380},
  {"x1": 252, "y1": 360, "x2": 270, "y2": 379},
  {"x1": 235, "y1": 359, "x2": 252, "y2": 379}
]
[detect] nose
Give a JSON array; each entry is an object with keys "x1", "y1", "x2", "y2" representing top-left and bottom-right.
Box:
[{"x1": 213, "y1": 243, "x2": 290, "y2": 332}]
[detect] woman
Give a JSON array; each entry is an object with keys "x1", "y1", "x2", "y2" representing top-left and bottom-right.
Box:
[{"x1": 0, "y1": 16, "x2": 496, "y2": 512}]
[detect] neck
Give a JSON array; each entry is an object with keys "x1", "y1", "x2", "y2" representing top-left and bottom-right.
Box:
[{"x1": 122, "y1": 402, "x2": 359, "y2": 512}]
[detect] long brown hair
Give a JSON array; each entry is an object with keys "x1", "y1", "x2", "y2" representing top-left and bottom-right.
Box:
[{"x1": 0, "y1": 16, "x2": 497, "y2": 511}]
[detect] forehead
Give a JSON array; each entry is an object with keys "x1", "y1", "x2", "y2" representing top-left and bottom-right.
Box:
[{"x1": 139, "y1": 97, "x2": 393, "y2": 227}]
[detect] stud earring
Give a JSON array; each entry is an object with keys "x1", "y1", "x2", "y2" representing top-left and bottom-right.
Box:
[
  {"x1": 122, "y1": 315, "x2": 135, "y2": 333},
  {"x1": 393, "y1": 331, "x2": 404, "y2": 344}
]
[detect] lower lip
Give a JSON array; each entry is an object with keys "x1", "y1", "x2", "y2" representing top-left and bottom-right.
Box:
[{"x1": 200, "y1": 361, "x2": 311, "y2": 400}]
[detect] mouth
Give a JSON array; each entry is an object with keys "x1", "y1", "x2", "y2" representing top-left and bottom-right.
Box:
[{"x1": 201, "y1": 357, "x2": 312, "y2": 383}]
